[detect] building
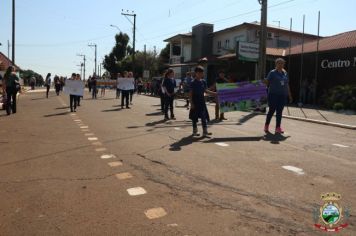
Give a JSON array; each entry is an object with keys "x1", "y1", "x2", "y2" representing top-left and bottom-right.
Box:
[
  {"x1": 286, "y1": 30, "x2": 356, "y2": 103},
  {"x1": 164, "y1": 21, "x2": 319, "y2": 85}
]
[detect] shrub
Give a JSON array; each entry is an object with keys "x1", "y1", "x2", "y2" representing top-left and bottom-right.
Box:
[
  {"x1": 333, "y1": 102, "x2": 344, "y2": 111},
  {"x1": 321, "y1": 85, "x2": 356, "y2": 111}
]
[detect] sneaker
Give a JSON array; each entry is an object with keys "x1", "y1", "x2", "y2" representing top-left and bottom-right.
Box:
[
  {"x1": 275, "y1": 127, "x2": 284, "y2": 134},
  {"x1": 192, "y1": 129, "x2": 200, "y2": 136},
  {"x1": 264, "y1": 124, "x2": 269, "y2": 133}
]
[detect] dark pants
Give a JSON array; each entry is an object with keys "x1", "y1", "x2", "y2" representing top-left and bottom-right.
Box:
[
  {"x1": 76, "y1": 96, "x2": 81, "y2": 106},
  {"x1": 129, "y1": 90, "x2": 134, "y2": 102},
  {"x1": 6, "y1": 87, "x2": 17, "y2": 115},
  {"x1": 92, "y1": 87, "x2": 97, "y2": 99},
  {"x1": 55, "y1": 84, "x2": 60, "y2": 95},
  {"x1": 265, "y1": 93, "x2": 287, "y2": 128},
  {"x1": 116, "y1": 88, "x2": 121, "y2": 98},
  {"x1": 70, "y1": 95, "x2": 77, "y2": 112},
  {"x1": 192, "y1": 118, "x2": 207, "y2": 130},
  {"x1": 46, "y1": 85, "x2": 50, "y2": 98},
  {"x1": 121, "y1": 90, "x2": 129, "y2": 108},
  {"x1": 160, "y1": 94, "x2": 164, "y2": 111},
  {"x1": 164, "y1": 95, "x2": 174, "y2": 118}
]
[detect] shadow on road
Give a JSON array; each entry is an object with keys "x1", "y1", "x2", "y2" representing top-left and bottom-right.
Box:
[
  {"x1": 263, "y1": 132, "x2": 290, "y2": 144},
  {"x1": 44, "y1": 111, "x2": 70, "y2": 117},
  {"x1": 145, "y1": 119, "x2": 167, "y2": 127},
  {"x1": 31, "y1": 97, "x2": 48, "y2": 101},
  {"x1": 203, "y1": 136, "x2": 263, "y2": 143},
  {"x1": 102, "y1": 108, "x2": 122, "y2": 112},
  {"x1": 237, "y1": 113, "x2": 260, "y2": 125},
  {"x1": 55, "y1": 106, "x2": 70, "y2": 110},
  {"x1": 146, "y1": 111, "x2": 163, "y2": 116},
  {"x1": 169, "y1": 135, "x2": 204, "y2": 151}
]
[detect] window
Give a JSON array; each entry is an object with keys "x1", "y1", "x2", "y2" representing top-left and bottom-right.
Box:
[
  {"x1": 278, "y1": 40, "x2": 290, "y2": 48},
  {"x1": 225, "y1": 39, "x2": 230, "y2": 49}
]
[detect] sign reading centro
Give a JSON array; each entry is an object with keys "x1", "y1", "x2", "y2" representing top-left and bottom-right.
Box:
[{"x1": 321, "y1": 57, "x2": 356, "y2": 69}]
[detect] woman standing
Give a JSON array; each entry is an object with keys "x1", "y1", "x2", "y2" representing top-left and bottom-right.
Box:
[
  {"x1": 45, "y1": 73, "x2": 51, "y2": 98},
  {"x1": 264, "y1": 58, "x2": 293, "y2": 134},
  {"x1": 189, "y1": 66, "x2": 216, "y2": 137},
  {"x1": 69, "y1": 73, "x2": 77, "y2": 112},
  {"x1": 162, "y1": 69, "x2": 176, "y2": 120},
  {"x1": 3, "y1": 66, "x2": 20, "y2": 115}
]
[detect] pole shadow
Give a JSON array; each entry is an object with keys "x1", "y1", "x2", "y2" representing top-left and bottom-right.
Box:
[
  {"x1": 145, "y1": 111, "x2": 163, "y2": 116},
  {"x1": 237, "y1": 112, "x2": 260, "y2": 125},
  {"x1": 102, "y1": 108, "x2": 122, "y2": 112},
  {"x1": 55, "y1": 106, "x2": 70, "y2": 110},
  {"x1": 203, "y1": 136, "x2": 264, "y2": 143},
  {"x1": 44, "y1": 111, "x2": 70, "y2": 117},
  {"x1": 145, "y1": 119, "x2": 168, "y2": 127}
]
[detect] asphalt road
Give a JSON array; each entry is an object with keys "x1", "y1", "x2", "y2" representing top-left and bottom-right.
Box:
[{"x1": 0, "y1": 89, "x2": 355, "y2": 236}]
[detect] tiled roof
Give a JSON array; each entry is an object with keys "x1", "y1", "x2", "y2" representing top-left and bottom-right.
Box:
[
  {"x1": 0, "y1": 52, "x2": 20, "y2": 71},
  {"x1": 288, "y1": 30, "x2": 356, "y2": 55}
]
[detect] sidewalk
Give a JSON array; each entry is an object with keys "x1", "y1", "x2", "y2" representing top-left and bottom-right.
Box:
[{"x1": 283, "y1": 105, "x2": 356, "y2": 129}]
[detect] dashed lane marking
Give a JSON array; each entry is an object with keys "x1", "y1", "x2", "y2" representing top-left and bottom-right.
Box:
[
  {"x1": 88, "y1": 137, "x2": 98, "y2": 141},
  {"x1": 282, "y1": 166, "x2": 305, "y2": 175},
  {"x1": 333, "y1": 144, "x2": 349, "y2": 148},
  {"x1": 80, "y1": 126, "x2": 89, "y2": 129},
  {"x1": 145, "y1": 207, "x2": 167, "y2": 219},
  {"x1": 95, "y1": 148, "x2": 107, "y2": 152},
  {"x1": 100, "y1": 154, "x2": 116, "y2": 159},
  {"x1": 108, "y1": 161, "x2": 123, "y2": 167},
  {"x1": 82, "y1": 129, "x2": 90, "y2": 132},
  {"x1": 92, "y1": 142, "x2": 102, "y2": 146},
  {"x1": 127, "y1": 187, "x2": 147, "y2": 196},
  {"x1": 215, "y1": 142, "x2": 229, "y2": 147},
  {"x1": 84, "y1": 133, "x2": 95, "y2": 136},
  {"x1": 115, "y1": 172, "x2": 133, "y2": 180}
]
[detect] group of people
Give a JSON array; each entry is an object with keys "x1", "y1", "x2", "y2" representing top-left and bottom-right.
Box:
[
  {"x1": 156, "y1": 57, "x2": 292, "y2": 136},
  {"x1": 1, "y1": 66, "x2": 20, "y2": 115}
]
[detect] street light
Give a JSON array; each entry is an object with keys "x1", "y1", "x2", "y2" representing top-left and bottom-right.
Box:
[
  {"x1": 121, "y1": 10, "x2": 136, "y2": 75},
  {"x1": 110, "y1": 24, "x2": 121, "y2": 32},
  {"x1": 77, "y1": 54, "x2": 86, "y2": 81}
]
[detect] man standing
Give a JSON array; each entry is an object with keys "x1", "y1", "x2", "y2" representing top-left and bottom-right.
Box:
[
  {"x1": 162, "y1": 69, "x2": 176, "y2": 120},
  {"x1": 44, "y1": 73, "x2": 51, "y2": 98}
]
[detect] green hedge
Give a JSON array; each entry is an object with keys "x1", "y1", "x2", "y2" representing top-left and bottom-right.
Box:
[{"x1": 321, "y1": 85, "x2": 356, "y2": 111}]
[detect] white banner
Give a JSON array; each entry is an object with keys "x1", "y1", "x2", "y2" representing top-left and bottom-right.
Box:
[
  {"x1": 63, "y1": 80, "x2": 84, "y2": 96},
  {"x1": 117, "y1": 77, "x2": 134, "y2": 90},
  {"x1": 237, "y1": 41, "x2": 259, "y2": 62}
]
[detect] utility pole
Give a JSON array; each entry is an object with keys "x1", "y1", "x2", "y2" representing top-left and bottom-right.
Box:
[
  {"x1": 88, "y1": 43, "x2": 97, "y2": 76},
  {"x1": 257, "y1": 0, "x2": 268, "y2": 81},
  {"x1": 121, "y1": 10, "x2": 136, "y2": 76},
  {"x1": 12, "y1": 0, "x2": 15, "y2": 64},
  {"x1": 77, "y1": 54, "x2": 86, "y2": 81}
]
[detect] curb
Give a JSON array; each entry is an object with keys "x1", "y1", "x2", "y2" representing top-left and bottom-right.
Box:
[{"x1": 283, "y1": 115, "x2": 356, "y2": 130}]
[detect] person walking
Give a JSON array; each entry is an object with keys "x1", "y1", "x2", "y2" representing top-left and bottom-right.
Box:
[
  {"x1": 69, "y1": 73, "x2": 78, "y2": 112},
  {"x1": 76, "y1": 74, "x2": 82, "y2": 106},
  {"x1": 264, "y1": 58, "x2": 293, "y2": 134},
  {"x1": 189, "y1": 66, "x2": 216, "y2": 137},
  {"x1": 91, "y1": 75, "x2": 97, "y2": 99},
  {"x1": 128, "y1": 71, "x2": 135, "y2": 105},
  {"x1": 212, "y1": 70, "x2": 229, "y2": 120},
  {"x1": 54, "y1": 75, "x2": 61, "y2": 96},
  {"x1": 162, "y1": 68, "x2": 176, "y2": 120},
  {"x1": 44, "y1": 73, "x2": 51, "y2": 98},
  {"x1": 118, "y1": 71, "x2": 131, "y2": 109},
  {"x1": 3, "y1": 66, "x2": 20, "y2": 115}
]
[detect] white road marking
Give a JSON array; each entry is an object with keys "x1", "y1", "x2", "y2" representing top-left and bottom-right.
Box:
[
  {"x1": 145, "y1": 207, "x2": 167, "y2": 219},
  {"x1": 167, "y1": 223, "x2": 178, "y2": 227},
  {"x1": 88, "y1": 137, "x2": 98, "y2": 141},
  {"x1": 74, "y1": 119, "x2": 81, "y2": 122},
  {"x1": 108, "y1": 161, "x2": 123, "y2": 167},
  {"x1": 81, "y1": 129, "x2": 90, "y2": 132},
  {"x1": 95, "y1": 148, "x2": 107, "y2": 152},
  {"x1": 80, "y1": 126, "x2": 89, "y2": 129},
  {"x1": 127, "y1": 187, "x2": 147, "y2": 196},
  {"x1": 115, "y1": 172, "x2": 133, "y2": 180},
  {"x1": 282, "y1": 166, "x2": 305, "y2": 175},
  {"x1": 215, "y1": 142, "x2": 229, "y2": 147},
  {"x1": 100, "y1": 154, "x2": 116, "y2": 159},
  {"x1": 174, "y1": 127, "x2": 182, "y2": 130},
  {"x1": 84, "y1": 133, "x2": 94, "y2": 136},
  {"x1": 333, "y1": 144, "x2": 349, "y2": 148}
]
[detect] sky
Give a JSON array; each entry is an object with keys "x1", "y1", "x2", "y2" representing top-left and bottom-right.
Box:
[{"x1": 0, "y1": 0, "x2": 355, "y2": 78}]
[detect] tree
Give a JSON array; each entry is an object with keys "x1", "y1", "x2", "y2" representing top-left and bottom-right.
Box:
[
  {"x1": 158, "y1": 43, "x2": 170, "y2": 73},
  {"x1": 20, "y1": 69, "x2": 43, "y2": 86},
  {"x1": 103, "y1": 32, "x2": 130, "y2": 75}
]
